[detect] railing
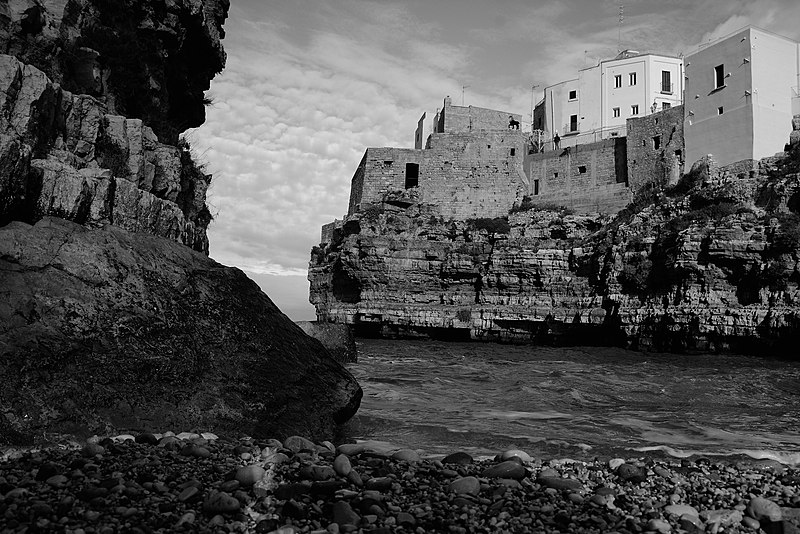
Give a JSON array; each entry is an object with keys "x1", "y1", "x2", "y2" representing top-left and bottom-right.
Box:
[
  {"x1": 530, "y1": 125, "x2": 627, "y2": 153},
  {"x1": 660, "y1": 82, "x2": 674, "y2": 94}
]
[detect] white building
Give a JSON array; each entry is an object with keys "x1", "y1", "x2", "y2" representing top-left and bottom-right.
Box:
[
  {"x1": 684, "y1": 26, "x2": 800, "y2": 167},
  {"x1": 534, "y1": 51, "x2": 684, "y2": 149}
]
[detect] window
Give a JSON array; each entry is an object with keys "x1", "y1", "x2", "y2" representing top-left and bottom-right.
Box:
[
  {"x1": 534, "y1": 179, "x2": 539, "y2": 195},
  {"x1": 384, "y1": 160, "x2": 393, "y2": 165},
  {"x1": 631, "y1": 104, "x2": 639, "y2": 116},
  {"x1": 662, "y1": 102, "x2": 671, "y2": 110},
  {"x1": 578, "y1": 165, "x2": 587, "y2": 174},
  {"x1": 714, "y1": 64, "x2": 725, "y2": 88},
  {"x1": 614, "y1": 75, "x2": 622, "y2": 88},
  {"x1": 629, "y1": 72, "x2": 637, "y2": 86},
  {"x1": 652, "y1": 136, "x2": 661, "y2": 150},
  {"x1": 554, "y1": 172, "x2": 559, "y2": 178},
  {"x1": 568, "y1": 90, "x2": 577, "y2": 100},
  {"x1": 613, "y1": 107, "x2": 620, "y2": 118},
  {"x1": 510, "y1": 148, "x2": 516, "y2": 156},
  {"x1": 661, "y1": 70, "x2": 672, "y2": 93},
  {"x1": 570, "y1": 115, "x2": 578, "y2": 132},
  {"x1": 718, "y1": 106, "x2": 724, "y2": 115},
  {"x1": 405, "y1": 163, "x2": 419, "y2": 188}
]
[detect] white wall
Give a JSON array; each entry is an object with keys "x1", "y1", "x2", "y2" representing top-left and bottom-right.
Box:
[
  {"x1": 750, "y1": 28, "x2": 799, "y2": 159},
  {"x1": 685, "y1": 28, "x2": 755, "y2": 166}
]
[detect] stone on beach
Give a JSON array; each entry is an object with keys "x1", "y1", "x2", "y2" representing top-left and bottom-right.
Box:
[
  {"x1": 203, "y1": 490, "x2": 241, "y2": 514},
  {"x1": 391, "y1": 449, "x2": 420, "y2": 463},
  {"x1": 449, "y1": 476, "x2": 480, "y2": 495},
  {"x1": 236, "y1": 464, "x2": 266, "y2": 487},
  {"x1": 747, "y1": 496, "x2": 783, "y2": 522},
  {"x1": 442, "y1": 452, "x2": 473, "y2": 465},
  {"x1": 500, "y1": 449, "x2": 532, "y2": 463},
  {"x1": 333, "y1": 454, "x2": 352, "y2": 476},
  {"x1": 481, "y1": 460, "x2": 526, "y2": 480}
]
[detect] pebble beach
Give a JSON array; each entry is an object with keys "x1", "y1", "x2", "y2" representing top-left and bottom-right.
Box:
[{"x1": 1, "y1": 432, "x2": 799, "y2": 533}]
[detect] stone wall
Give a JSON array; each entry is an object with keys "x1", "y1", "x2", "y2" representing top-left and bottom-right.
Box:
[
  {"x1": 439, "y1": 99, "x2": 522, "y2": 133},
  {"x1": 347, "y1": 130, "x2": 528, "y2": 220},
  {"x1": 522, "y1": 138, "x2": 631, "y2": 213},
  {"x1": 627, "y1": 105, "x2": 685, "y2": 196}
]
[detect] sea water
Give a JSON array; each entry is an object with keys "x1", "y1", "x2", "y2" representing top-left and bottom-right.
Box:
[{"x1": 341, "y1": 339, "x2": 800, "y2": 464}]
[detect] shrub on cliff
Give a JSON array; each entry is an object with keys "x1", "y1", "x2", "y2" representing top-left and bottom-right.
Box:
[{"x1": 618, "y1": 254, "x2": 652, "y2": 295}]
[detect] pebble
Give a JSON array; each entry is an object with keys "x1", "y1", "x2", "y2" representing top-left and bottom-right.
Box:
[
  {"x1": 741, "y1": 516, "x2": 760, "y2": 530},
  {"x1": 703, "y1": 509, "x2": 744, "y2": 527},
  {"x1": 537, "y1": 476, "x2": 583, "y2": 492},
  {"x1": 332, "y1": 501, "x2": 360, "y2": 526},
  {"x1": 236, "y1": 464, "x2": 266, "y2": 486},
  {"x1": 337, "y1": 443, "x2": 366, "y2": 456},
  {"x1": 746, "y1": 496, "x2": 782, "y2": 521},
  {"x1": 481, "y1": 460, "x2": 526, "y2": 480},
  {"x1": 499, "y1": 449, "x2": 532, "y2": 463},
  {"x1": 284, "y1": 435, "x2": 316, "y2": 452},
  {"x1": 647, "y1": 518, "x2": 672, "y2": 533},
  {"x1": 392, "y1": 449, "x2": 420, "y2": 463},
  {"x1": 609, "y1": 458, "x2": 625, "y2": 470},
  {"x1": 301, "y1": 464, "x2": 336, "y2": 481},
  {"x1": 203, "y1": 490, "x2": 241, "y2": 514},
  {"x1": 448, "y1": 476, "x2": 480, "y2": 495},
  {"x1": 365, "y1": 477, "x2": 393, "y2": 491},
  {"x1": 333, "y1": 454, "x2": 352, "y2": 476},
  {"x1": 442, "y1": 452, "x2": 473, "y2": 465},
  {"x1": 665, "y1": 503, "x2": 699, "y2": 517},
  {"x1": 617, "y1": 463, "x2": 647, "y2": 483}
]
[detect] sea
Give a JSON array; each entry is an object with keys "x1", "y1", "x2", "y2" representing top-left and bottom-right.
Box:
[{"x1": 341, "y1": 338, "x2": 800, "y2": 465}]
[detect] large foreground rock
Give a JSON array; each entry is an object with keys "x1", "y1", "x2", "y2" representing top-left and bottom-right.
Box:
[{"x1": 0, "y1": 217, "x2": 362, "y2": 445}]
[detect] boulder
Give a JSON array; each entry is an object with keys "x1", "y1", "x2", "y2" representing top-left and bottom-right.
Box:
[
  {"x1": 0, "y1": 217, "x2": 362, "y2": 443},
  {"x1": 296, "y1": 321, "x2": 357, "y2": 363}
]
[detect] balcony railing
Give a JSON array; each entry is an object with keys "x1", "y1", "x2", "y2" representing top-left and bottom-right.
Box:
[
  {"x1": 530, "y1": 125, "x2": 627, "y2": 153},
  {"x1": 660, "y1": 82, "x2": 674, "y2": 94}
]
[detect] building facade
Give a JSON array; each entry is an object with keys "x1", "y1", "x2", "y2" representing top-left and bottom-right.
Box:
[
  {"x1": 534, "y1": 51, "x2": 684, "y2": 150},
  {"x1": 684, "y1": 26, "x2": 800, "y2": 167}
]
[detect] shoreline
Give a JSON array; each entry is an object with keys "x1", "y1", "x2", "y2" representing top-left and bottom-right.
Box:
[{"x1": 2, "y1": 432, "x2": 799, "y2": 533}]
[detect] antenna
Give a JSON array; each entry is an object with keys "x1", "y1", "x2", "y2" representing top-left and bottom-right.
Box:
[
  {"x1": 462, "y1": 85, "x2": 470, "y2": 106},
  {"x1": 617, "y1": 3, "x2": 624, "y2": 53}
]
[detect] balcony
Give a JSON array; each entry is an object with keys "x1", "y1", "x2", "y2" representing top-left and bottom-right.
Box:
[{"x1": 660, "y1": 82, "x2": 674, "y2": 95}]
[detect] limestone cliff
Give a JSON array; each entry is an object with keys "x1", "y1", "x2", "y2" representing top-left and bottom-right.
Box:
[
  {"x1": 310, "y1": 140, "x2": 800, "y2": 356},
  {"x1": 0, "y1": 0, "x2": 229, "y2": 252}
]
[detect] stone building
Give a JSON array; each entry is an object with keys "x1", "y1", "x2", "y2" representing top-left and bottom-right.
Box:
[
  {"x1": 348, "y1": 97, "x2": 527, "y2": 220},
  {"x1": 534, "y1": 50, "x2": 684, "y2": 150},
  {"x1": 684, "y1": 26, "x2": 800, "y2": 167}
]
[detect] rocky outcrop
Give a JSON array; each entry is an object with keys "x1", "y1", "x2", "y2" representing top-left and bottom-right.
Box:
[
  {"x1": 0, "y1": 1, "x2": 219, "y2": 252},
  {"x1": 0, "y1": 217, "x2": 362, "y2": 444},
  {"x1": 310, "y1": 143, "x2": 800, "y2": 356},
  {"x1": 1, "y1": 0, "x2": 228, "y2": 144}
]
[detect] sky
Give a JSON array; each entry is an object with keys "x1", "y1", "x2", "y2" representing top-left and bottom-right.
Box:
[{"x1": 187, "y1": 0, "x2": 800, "y2": 321}]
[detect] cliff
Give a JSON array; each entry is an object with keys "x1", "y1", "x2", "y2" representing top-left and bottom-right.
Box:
[
  {"x1": 0, "y1": 0, "x2": 363, "y2": 444},
  {"x1": 309, "y1": 134, "x2": 800, "y2": 356},
  {"x1": 0, "y1": 0, "x2": 229, "y2": 252}
]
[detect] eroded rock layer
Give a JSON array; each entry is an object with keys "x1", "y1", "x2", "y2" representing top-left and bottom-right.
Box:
[{"x1": 310, "y1": 149, "x2": 800, "y2": 356}]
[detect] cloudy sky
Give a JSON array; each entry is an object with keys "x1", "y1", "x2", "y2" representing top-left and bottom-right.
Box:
[{"x1": 187, "y1": 0, "x2": 800, "y2": 321}]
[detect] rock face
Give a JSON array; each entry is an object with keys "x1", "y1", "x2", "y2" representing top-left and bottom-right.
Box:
[
  {"x1": 0, "y1": 217, "x2": 362, "y2": 444},
  {"x1": 310, "y1": 145, "x2": 800, "y2": 356},
  {"x1": 0, "y1": 0, "x2": 229, "y2": 252},
  {"x1": 0, "y1": 0, "x2": 228, "y2": 144},
  {"x1": 296, "y1": 321, "x2": 357, "y2": 363}
]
